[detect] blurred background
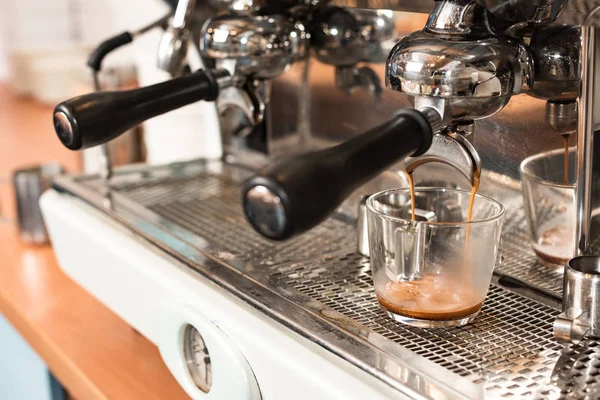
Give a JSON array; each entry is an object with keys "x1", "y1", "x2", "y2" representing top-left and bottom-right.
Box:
[{"x1": 0, "y1": 0, "x2": 176, "y2": 222}]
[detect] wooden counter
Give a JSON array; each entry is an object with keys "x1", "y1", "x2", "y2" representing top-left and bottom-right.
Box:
[{"x1": 0, "y1": 85, "x2": 189, "y2": 400}]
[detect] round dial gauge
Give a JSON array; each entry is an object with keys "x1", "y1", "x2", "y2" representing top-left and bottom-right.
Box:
[{"x1": 183, "y1": 325, "x2": 213, "y2": 393}]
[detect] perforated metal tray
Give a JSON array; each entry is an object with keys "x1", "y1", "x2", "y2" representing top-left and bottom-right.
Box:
[{"x1": 54, "y1": 160, "x2": 600, "y2": 400}]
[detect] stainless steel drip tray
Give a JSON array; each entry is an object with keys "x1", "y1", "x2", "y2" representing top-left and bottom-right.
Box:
[{"x1": 53, "y1": 160, "x2": 600, "y2": 399}]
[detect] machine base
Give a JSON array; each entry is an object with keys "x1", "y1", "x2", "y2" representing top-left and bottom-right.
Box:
[{"x1": 40, "y1": 160, "x2": 600, "y2": 399}]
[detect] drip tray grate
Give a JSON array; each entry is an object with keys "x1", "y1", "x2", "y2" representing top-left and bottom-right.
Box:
[
  {"x1": 97, "y1": 169, "x2": 357, "y2": 267},
  {"x1": 494, "y1": 207, "x2": 565, "y2": 299},
  {"x1": 270, "y1": 253, "x2": 563, "y2": 397}
]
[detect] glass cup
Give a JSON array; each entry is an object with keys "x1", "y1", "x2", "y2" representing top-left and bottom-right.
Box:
[
  {"x1": 366, "y1": 188, "x2": 505, "y2": 328},
  {"x1": 520, "y1": 148, "x2": 576, "y2": 267}
]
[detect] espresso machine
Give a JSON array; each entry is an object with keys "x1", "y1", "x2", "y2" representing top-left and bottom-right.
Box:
[{"x1": 40, "y1": 0, "x2": 600, "y2": 398}]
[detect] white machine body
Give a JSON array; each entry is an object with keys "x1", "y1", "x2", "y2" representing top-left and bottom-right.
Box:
[{"x1": 40, "y1": 190, "x2": 407, "y2": 400}]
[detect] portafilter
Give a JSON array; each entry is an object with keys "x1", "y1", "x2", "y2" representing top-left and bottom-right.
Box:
[
  {"x1": 242, "y1": 0, "x2": 533, "y2": 241},
  {"x1": 52, "y1": 14, "x2": 308, "y2": 152}
]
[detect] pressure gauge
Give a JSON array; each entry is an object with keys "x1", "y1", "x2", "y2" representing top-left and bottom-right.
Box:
[
  {"x1": 183, "y1": 325, "x2": 213, "y2": 393},
  {"x1": 160, "y1": 305, "x2": 261, "y2": 399}
]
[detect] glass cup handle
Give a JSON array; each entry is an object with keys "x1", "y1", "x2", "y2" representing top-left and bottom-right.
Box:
[
  {"x1": 394, "y1": 223, "x2": 427, "y2": 281},
  {"x1": 390, "y1": 209, "x2": 437, "y2": 281}
]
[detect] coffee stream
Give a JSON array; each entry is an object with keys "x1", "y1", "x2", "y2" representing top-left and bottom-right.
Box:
[
  {"x1": 407, "y1": 172, "x2": 417, "y2": 222},
  {"x1": 406, "y1": 169, "x2": 480, "y2": 225},
  {"x1": 376, "y1": 163, "x2": 482, "y2": 321},
  {"x1": 563, "y1": 134, "x2": 570, "y2": 186}
]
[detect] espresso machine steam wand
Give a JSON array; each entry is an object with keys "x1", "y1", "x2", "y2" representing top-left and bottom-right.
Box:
[{"x1": 80, "y1": 13, "x2": 172, "y2": 182}]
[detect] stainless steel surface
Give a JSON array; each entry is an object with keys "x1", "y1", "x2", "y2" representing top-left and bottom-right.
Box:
[
  {"x1": 172, "y1": 0, "x2": 196, "y2": 29},
  {"x1": 225, "y1": 0, "x2": 267, "y2": 14},
  {"x1": 200, "y1": 14, "x2": 308, "y2": 80},
  {"x1": 334, "y1": 66, "x2": 382, "y2": 93},
  {"x1": 481, "y1": 0, "x2": 566, "y2": 24},
  {"x1": 414, "y1": 102, "x2": 443, "y2": 131},
  {"x1": 210, "y1": 0, "x2": 304, "y2": 14},
  {"x1": 217, "y1": 86, "x2": 263, "y2": 128},
  {"x1": 377, "y1": 0, "x2": 530, "y2": 203},
  {"x1": 14, "y1": 164, "x2": 64, "y2": 244},
  {"x1": 494, "y1": 206, "x2": 600, "y2": 301},
  {"x1": 189, "y1": 0, "x2": 600, "y2": 27},
  {"x1": 495, "y1": 199, "x2": 564, "y2": 298},
  {"x1": 199, "y1": 12, "x2": 308, "y2": 146},
  {"x1": 529, "y1": 25, "x2": 581, "y2": 102},
  {"x1": 53, "y1": 111, "x2": 74, "y2": 146},
  {"x1": 215, "y1": 68, "x2": 267, "y2": 129},
  {"x1": 211, "y1": 0, "x2": 425, "y2": 14},
  {"x1": 157, "y1": 26, "x2": 190, "y2": 76},
  {"x1": 310, "y1": 8, "x2": 395, "y2": 67},
  {"x1": 52, "y1": 160, "x2": 600, "y2": 399},
  {"x1": 547, "y1": 101, "x2": 578, "y2": 136},
  {"x1": 244, "y1": 185, "x2": 286, "y2": 239},
  {"x1": 555, "y1": 256, "x2": 600, "y2": 343},
  {"x1": 543, "y1": 339, "x2": 600, "y2": 398},
  {"x1": 386, "y1": 29, "x2": 533, "y2": 125},
  {"x1": 387, "y1": 0, "x2": 534, "y2": 100},
  {"x1": 425, "y1": 0, "x2": 484, "y2": 35},
  {"x1": 575, "y1": 27, "x2": 597, "y2": 256},
  {"x1": 326, "y1": 0, "x2": 600, "y2": 28},
  {"x1": 405, "y1": 133, "x2": 482, "y2": 187},
  {"x1": 157, "y1": 0, "x2": 196, "y2": 76}
]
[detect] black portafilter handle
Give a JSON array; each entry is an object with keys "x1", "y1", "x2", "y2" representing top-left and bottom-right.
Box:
[
  {"x1": 242, "y1": 108, "x2": 434, "y2": 240},
  {"x1": 53, "y1": 69, "x2": 230, "y2": 151}
]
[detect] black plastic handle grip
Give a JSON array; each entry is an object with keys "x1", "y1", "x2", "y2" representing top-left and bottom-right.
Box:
[
  {"x1": 53, "y1": 69, "x2": 228, "y2": 151},
  {"x1": 242, "y1": 108, "x2": 434, "y2": 240},
  {"x1": 87, "y1": 32, "x2": 134, "y2": 72}
]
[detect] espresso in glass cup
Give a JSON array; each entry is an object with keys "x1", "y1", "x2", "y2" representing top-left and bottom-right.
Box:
[{"x1": 366, "y1": 188, "x2": 505, "y2": 328}]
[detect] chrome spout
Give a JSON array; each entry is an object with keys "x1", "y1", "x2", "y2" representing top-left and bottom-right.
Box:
[
  {"x1": 157, "y1": 0, "x2": 197, "y2": 77},
  {"x1": 404, "y1": 129, "x2": 481, "y2": 188}
]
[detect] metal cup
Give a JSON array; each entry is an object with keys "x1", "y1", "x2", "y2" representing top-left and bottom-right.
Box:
[
  {"x1": 555, "y1": 256, "x2": 600, "y2": 343},
  {"x1": 13, "y1": 164, "x2": 64, "y2": 244}
]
